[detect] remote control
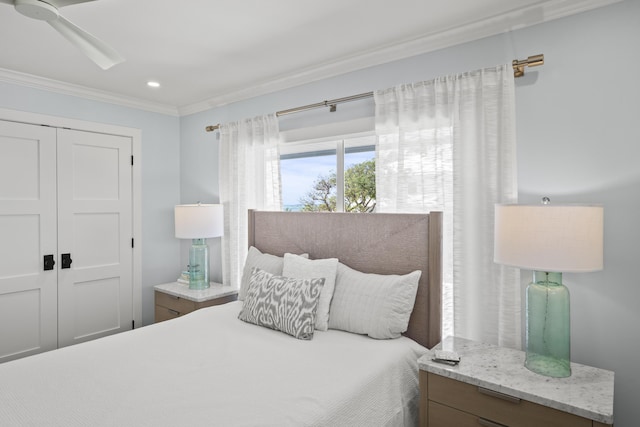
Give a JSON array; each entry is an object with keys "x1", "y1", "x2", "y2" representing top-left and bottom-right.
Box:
[{"x1": 432, "y1": 350, "x2": 460, "y2": 365}]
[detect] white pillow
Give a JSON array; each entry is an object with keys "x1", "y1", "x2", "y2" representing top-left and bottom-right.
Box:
[
  {"x1": 282, "y1": 253, "x2": 338, "y2": 332},
  {"x1": 328, "y1": 262, "x2": 421, "y2": 339},
  {"x1": 238, "y1": 247, "x2": 308, "y2": 301}
]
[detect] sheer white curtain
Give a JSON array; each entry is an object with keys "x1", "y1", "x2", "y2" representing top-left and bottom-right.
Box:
[
  {"x1": 375, "y1": 64, "x2": 520, "y2": 348},
  {"x1": 219, "y1": 114, "x2": 282, "y2": 289}
]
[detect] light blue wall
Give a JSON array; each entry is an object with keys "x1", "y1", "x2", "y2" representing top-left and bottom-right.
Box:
[
  {"x1": 514, "y1": 4, "x2": 639, "y2": 426},
  {"x1": 178, "y1": 112, "x2": 224, "y2": 282},
  {"x1": 181, "y1": 1, "x2": 639, "y2": 424},
  {"x1": 0, "y1": 83, "x2": 182, "y2": 326}
]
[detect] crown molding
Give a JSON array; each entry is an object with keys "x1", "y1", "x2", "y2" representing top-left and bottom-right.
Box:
[
  {"x1": 0, "y1": 68, "x2": 179, "y2": 117},
  {"x1": 1, "y1": 0, "x2": 621, "y2": 118},
  {"x1": 179, "y1": 0, "x2": 621, "y2": 116}
]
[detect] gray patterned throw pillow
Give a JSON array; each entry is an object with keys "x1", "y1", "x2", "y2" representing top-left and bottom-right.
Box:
[{"x1": 238, "y1": 267, "x2": 325, "y2": 340}]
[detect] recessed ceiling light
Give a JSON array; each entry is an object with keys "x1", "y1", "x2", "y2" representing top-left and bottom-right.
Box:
[{"x1": 147, "y1": 81, "x2": 160, "y2": 88}]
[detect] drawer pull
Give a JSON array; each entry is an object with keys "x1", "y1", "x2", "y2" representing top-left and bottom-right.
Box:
[
  {"x1": 168, "y1": 295, "x2": 180, "y2": 300},
  {"x1": 478, "y1": 418, "x2": 508, "y2": 427},
  {"x1": 478, "y1": 387, "x2": 521, "y2": 404},
  {"x1": 167, "y1": 308, "x2": 180, "y2": 316}
]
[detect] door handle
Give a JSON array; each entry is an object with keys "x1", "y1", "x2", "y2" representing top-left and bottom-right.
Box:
[
  {"x1": 478, "y1": 387, "x2": 521, "y2": 404},
  {"x1": 61, "y1": 253, "x2": 73, "y2": 269},
  {"x1": 44, "y1": 254, "x2": 55, "y2": 271}
]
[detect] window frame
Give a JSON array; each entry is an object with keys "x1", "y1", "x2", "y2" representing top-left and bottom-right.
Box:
[{"x1": 279, "y1": 131, "x2": 375, "y2": 213}]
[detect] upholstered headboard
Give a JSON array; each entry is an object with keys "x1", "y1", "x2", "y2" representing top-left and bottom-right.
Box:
[{"x1": 248, "y1": 210, "x2": 443, "y2": 349}]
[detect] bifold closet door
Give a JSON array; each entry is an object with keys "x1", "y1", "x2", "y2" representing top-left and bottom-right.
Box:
[
  {"x1": 56, "y1": 128, "x2": 133, "y2": 348},
  {"x1": 0, "y1": 122, "x2": 134, "y2": 360},
  {"x1": 0, "y1": 121, "x2": 58, "y2": 363}
]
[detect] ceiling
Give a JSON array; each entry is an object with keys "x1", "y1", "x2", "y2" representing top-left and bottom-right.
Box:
[{"x1": 0, "y1": 0, "x2": 618, "y2": 116}]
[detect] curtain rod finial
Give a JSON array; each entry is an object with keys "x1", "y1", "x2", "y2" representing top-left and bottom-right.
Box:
[{"x1": 513, "y1": 54, "x2": 544, "y2": 78}]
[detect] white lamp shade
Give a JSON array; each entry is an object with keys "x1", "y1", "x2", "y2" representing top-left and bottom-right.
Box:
[
  {"x1": 175, "y1": 204, "x2": 224, "y2": 239},
  {"x1": 494, "y1": 204, "x2": 603, "y2": 272}
]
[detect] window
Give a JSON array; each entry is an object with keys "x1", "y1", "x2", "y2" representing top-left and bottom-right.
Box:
[{"x1": 280, "y1": 134, "x2": 375, "y2": 212}]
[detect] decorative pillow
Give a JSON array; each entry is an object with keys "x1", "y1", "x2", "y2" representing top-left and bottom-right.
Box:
[
  {"x1": 282, "y1": 253, "x2": 338, "y2": 332},
  {"x1": 328, "y1": 263, "x2": 421, "y2": 339},
  {"x1": 238, "y1": 247, "x2": 308, "y2": 301},
  {"x1": 238, "y1": 267, "x2": 325, "y2": 340}
]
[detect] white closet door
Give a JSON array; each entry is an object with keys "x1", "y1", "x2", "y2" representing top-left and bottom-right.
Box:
[
  {"x1": 0, "y1": 121, "x2": 58, "y2": 362},
  {"x1": 57, "y1": 128, "x2": 133, "y2": 347}
]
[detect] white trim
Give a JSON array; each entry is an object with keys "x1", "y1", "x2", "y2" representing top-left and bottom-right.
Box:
[
  {"x1": 0, "y1": 0, "x2": 621, "y2": 117},
  {"x1": 0, "y1": 68, "x2": 179, "y2": 117},
  {"x1": 336, "y1": 140, "x2": 345, "y2": 213},
  {"x1": 0, "y1": 107, "x2": 143, "y2": 329},
  {"x1": 131, "y1": 125, "x2": 142, "y2": 330},
  {"x1": 179, "y1": 0, "x2": 621, "y2": 115}
]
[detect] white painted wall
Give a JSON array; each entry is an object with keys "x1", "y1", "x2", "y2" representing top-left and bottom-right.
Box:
[
  {"x1": 0, "y1": 83, "x2": 182, "y2": 327},
  {"x1": 181, "y1": 1, "x2": 639, "y2": 424}
]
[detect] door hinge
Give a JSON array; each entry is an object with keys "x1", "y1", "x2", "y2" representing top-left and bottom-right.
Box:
[
  {"x1": 131, "y1": 238, "x2": 134, "y2": 248},
  {"x1": 132, "y1": 320, "x2": 135, "y2": 329},
  {"x1": 131, "y1": 155, "x2": 134, "y2": 166}
]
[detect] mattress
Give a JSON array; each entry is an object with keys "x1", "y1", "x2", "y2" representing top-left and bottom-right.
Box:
[{"x1": 0, "y1": 301, "x2": 427, "y2": 427}]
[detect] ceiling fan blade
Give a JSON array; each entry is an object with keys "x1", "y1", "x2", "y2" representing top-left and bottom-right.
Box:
[
  {"x1": 48, "y1": 0, "x2": 96, "y2": 8},
  {"x1": 47, "y1": 15, "x2": 124, "y2": 70}
]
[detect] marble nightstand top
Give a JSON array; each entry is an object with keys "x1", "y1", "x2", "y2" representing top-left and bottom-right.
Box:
[
  {"x1": 154, "y1": 282, "x2": 238, "y2": 303},
  {"x1": 418, "y1": 336, "x2": 614, "y2": 424}
]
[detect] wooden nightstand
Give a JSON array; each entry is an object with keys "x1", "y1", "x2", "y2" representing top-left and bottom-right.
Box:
[
  {"x1": 419, "y1": 337, "x2": 614, "y2": 427},
  {"x1": 154, "y1": 282, "x2": 238, "y2": 323}
]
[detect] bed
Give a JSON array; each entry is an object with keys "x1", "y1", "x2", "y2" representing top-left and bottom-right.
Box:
[{"x1": 0, "y1": 210, "x2": 442, "y2": 427}]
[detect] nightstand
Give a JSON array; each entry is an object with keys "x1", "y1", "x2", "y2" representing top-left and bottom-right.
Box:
[
  {"x1": 154, "y1": 282, "x2": 238, "y2": 323},
  {"x1": 419, "y1": 336, "x2": 614, "y2": 427}
]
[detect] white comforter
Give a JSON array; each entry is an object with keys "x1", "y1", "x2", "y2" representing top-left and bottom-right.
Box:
[{"x1": 0, "y1": 301, "x2": 427, "y2": 427}]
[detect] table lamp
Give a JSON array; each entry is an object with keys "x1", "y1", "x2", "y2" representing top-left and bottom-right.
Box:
[
  {"x1": 494, "y1": 199, "x2": 603, "y2": 378},
  {"x1": 175, "y1": 203, "x2": 224, "y2": 290}
]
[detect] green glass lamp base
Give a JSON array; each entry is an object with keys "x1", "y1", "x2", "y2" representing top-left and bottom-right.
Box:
[
  {"x1": 525, "y1": 353, "x2": 571, "y2": 378},
  {"x1": 525, "y1": 271, "x2": 571, "y2": 378},
  {"x1": 188, "y1": 238, "x2": 210, "y2": 290},
  {"x1": 189, "y1": 281, "x2": 210, "y2": 290}
]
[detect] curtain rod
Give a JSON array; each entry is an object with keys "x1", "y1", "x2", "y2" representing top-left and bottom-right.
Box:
[
  {"x1": 205, "y1": 54, "x2": 543, "y2": 133},
  {"x1": 205, "y1": 92, "x2": 373, "y2": 133}
]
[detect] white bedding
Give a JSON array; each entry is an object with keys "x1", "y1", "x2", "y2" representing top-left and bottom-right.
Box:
[{"x1": 0, "y1": 301, "x2": 427, "y2": 427}]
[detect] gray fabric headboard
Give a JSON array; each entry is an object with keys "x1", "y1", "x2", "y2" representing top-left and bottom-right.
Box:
[{"x1": 248, "y1": 210, "x2": 443, "y2": 349}]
